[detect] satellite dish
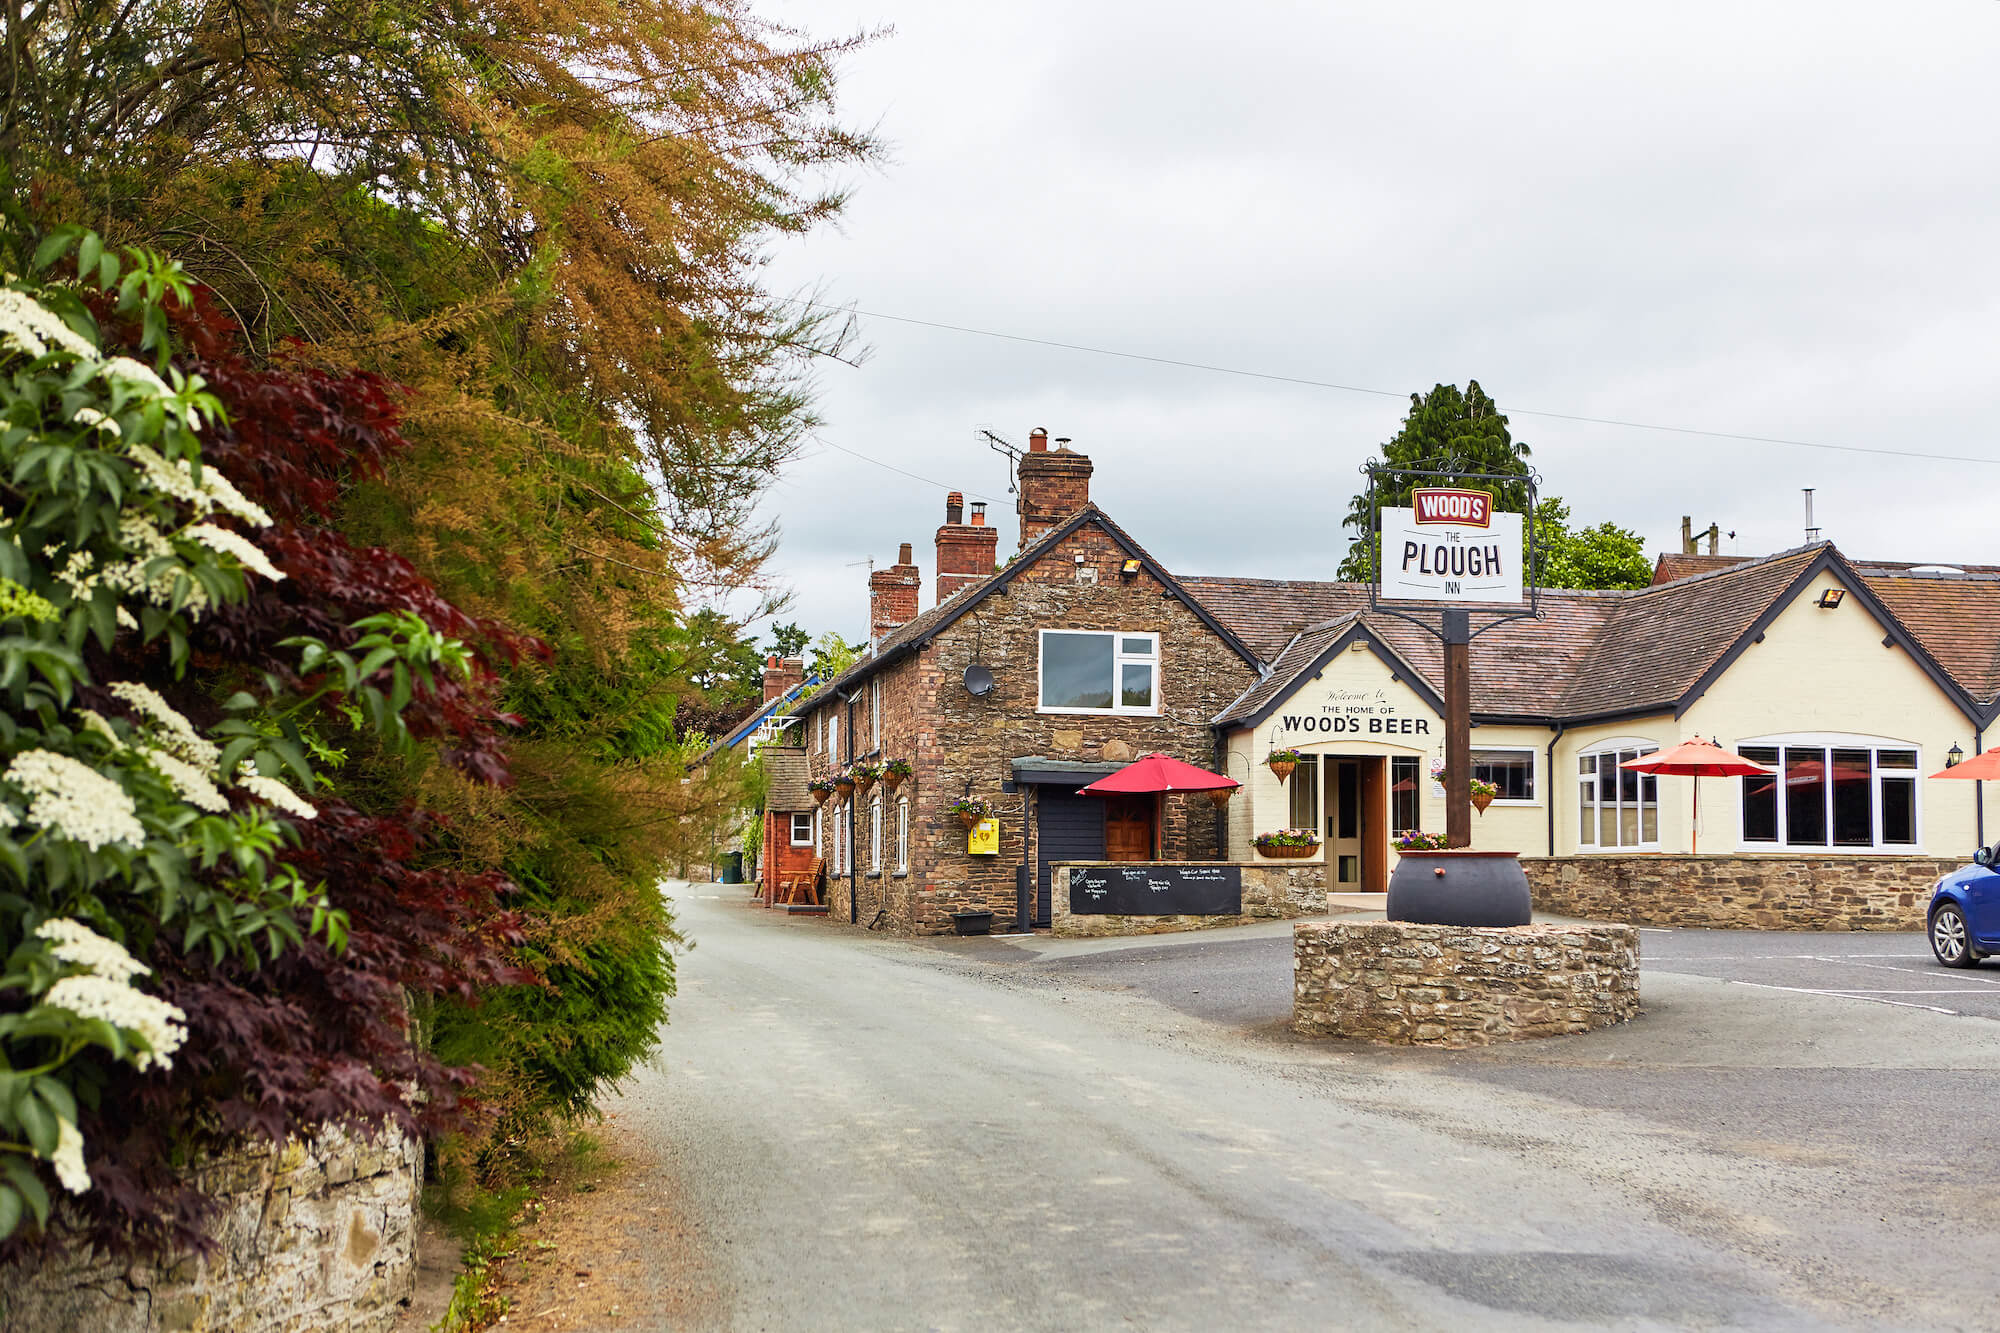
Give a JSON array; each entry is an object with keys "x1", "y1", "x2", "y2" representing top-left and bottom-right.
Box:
[{"x1": 963, "y1": 664, "x2": 995, "y2": 697}]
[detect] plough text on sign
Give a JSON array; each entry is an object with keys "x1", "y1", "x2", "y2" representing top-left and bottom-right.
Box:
[{"x1": 1381, "y1": 488, "x2": 1523, "y2": 604}]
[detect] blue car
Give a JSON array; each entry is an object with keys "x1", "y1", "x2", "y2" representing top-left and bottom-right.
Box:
[{"x1": 1929, "y1": 849, "x2": 2000, "y2": 966}]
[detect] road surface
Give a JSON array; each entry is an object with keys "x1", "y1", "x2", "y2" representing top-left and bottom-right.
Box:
[{"x1": 608, "y1": 890, "x2": 2000, "y2": 1331}]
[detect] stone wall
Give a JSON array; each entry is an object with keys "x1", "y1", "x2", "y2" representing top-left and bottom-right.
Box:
[
  {"x1": 1523, "y1": 854, "x2": 1954, "y2": 930},
  {"x1": 1050, "y1": 862, "x2": 1328, "y2": 937},
  {"x1": 1, "y1": 1126, "x2": 419, "y2": 1333},
  {"x1": 1293, "y1": 920, "x2": 1641, "y2": 1047}
]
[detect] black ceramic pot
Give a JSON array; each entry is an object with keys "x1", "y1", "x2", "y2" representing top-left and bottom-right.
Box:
[{"x1": 1386, "y1": 850, "x2": 1532, "y2": 927}]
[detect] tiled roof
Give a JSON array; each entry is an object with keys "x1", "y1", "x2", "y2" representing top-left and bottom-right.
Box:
[
  {"x1": 762, "y1": 748, "x2": 811, "y2": 811},
  {"x1": 1860, "y1": 570, "x2": 2000, "y2": 704},
  {"x1": 1651, "y1": 553, "x2": 1749, "y2": 584},
  {"x1": 1190, "y1": 545, "x2": 1938, "y2": 724},
  {"x1": 795, "y1": 504, "x2": 1259, "y2": 711}
]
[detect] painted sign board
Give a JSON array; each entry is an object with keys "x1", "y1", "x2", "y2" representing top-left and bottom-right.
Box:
[
  {"x1": 1380, "y1": 489, "x2": 1523, "y2": 604},
  {"x1": 968, "y1": 818, "x2": 1000, "y2": 856},
  {"x1": 1068, "y1": 864, "x2": 1243, "y2": 916}
]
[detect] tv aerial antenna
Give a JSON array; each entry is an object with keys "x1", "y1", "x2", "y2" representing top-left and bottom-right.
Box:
[{"x1": 978, "y1": 428, "x2": 1022, "y2": 496}]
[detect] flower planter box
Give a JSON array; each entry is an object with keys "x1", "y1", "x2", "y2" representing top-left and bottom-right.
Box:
[
  {"x1": 950, "y1": 910, "x2": 995, "y2": 936},
  {"x1": 1256, "y1": 842, "x2": 1318, "y2": 860}
]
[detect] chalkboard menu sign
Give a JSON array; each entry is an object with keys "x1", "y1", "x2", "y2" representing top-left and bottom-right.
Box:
[{"x1": 1068, "y1": 865, "x2": 1242, "y2": 916}]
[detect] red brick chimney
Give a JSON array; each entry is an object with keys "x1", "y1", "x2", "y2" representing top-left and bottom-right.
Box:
[
  {"x1": 869, "y1": 542, "x2": 921, "y2": 648},
  {"x1": 1016, "y1": 428, "x2": 1092, "y2": 550},
  {"x1": 762, "y1": 654, "x2": 805, "y2": 703},
  {"x1": 936, "y1": 491, "x2": 998, "y2": 603}
]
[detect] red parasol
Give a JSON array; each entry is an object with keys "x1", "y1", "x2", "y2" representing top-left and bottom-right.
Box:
[
  {"x1": 1929, "y1": 749, "x2": 2000, "y2": 781},
  {"x1": 1621, "y1": 738, "x2": 1773, "y2": 854},
  {"x1": 1077, "y1": 752, "x2": 1240, "y2": 795}
]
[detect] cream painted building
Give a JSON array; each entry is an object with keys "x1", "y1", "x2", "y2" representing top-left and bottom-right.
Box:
[{"x1": 1195, "y1": 545, "x2": 2000, "y2": 889}]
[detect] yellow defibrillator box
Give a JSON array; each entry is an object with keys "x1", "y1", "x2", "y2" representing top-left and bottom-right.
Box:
[{"x1": 967, "y1": 817, "x2": 1000, "y2": 856}]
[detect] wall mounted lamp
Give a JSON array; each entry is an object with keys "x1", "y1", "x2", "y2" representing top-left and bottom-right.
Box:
[
  {"x1": 1816, "y1": 588, "x2": 1846, "y2": 609},
  {"x1": 1120, "y1": 558, "x2": 1140, "y2": 579},
  {"x1": 1947, "y1": 743, "x2": 1965, "y2": 768}
]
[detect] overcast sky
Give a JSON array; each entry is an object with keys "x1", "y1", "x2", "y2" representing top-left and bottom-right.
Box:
[{"x1": 743, "y1": 0, "x2": 2000, "y2": 650}]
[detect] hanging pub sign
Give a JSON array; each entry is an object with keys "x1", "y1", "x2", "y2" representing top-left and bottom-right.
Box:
[{"x1": 1379, "y1": 488, "x2": 1524, "y2": 605}]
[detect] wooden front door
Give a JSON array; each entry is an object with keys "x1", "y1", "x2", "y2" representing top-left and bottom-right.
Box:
[{"x1": 1103, "y1": 795, "x2": 1156, "y2": 861}]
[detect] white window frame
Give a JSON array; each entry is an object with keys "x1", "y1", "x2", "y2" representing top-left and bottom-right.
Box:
[
  {"x1": 1036, "y1": 630, "x2": 1161, "y2": 716},
  {"x1": 789, "y1": 812, "x2": 812, "y2": 846},
  {"x1": 1735, "y1": 732, "x2": 1922, "y2": 853},
  {"x1": 869, "y1": 793, "x2": 883, "y2": 872},
  {"x1": 1471, "y1": 747, "x2": 1538, "y2": 806},
  {"x1": 870, "y1": 678, "x2": 882, "y2": 752},
  {"x1": 812, "y1": 805, "x2": 822, "y2": 852},
  {"x1": 828, "y1": 712, "x2": 840, "y2": 763},
  {"x1": 836, "y1": 803, "x2": 849, "y2": 874},
  {"x1": 895, "y1": 796, "x2": 909, "y2": 874},
  {"x1": 1577, "y1": 739, "x2": 1660, "y2": 850}
]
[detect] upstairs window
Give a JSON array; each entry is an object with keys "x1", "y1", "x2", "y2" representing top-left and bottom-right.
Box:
[
  {"x1": 790, "y1": 813, "x2": 812, "y2": 846},
  {"x1": 1038, "y1": 631, "x2": 1159, "y2": 714}
]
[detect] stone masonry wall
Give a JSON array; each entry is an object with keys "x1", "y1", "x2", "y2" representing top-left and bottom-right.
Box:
[
  {"x1": 807, "y1": 516, "x2": 1258, "y2": 936},
  {"x1": 1, "y1": 1126, "x2": 418, "y2": 1333},
  {"x1": 1293, "y1": 920, "x2": 1641, "y2": 1047},
  {"x1": 1523, "y1": 854, "x2": 1955, "y2": 930},
  {"x1": 1050, "y1": 862, "x2": 1330, "y2": 937}
]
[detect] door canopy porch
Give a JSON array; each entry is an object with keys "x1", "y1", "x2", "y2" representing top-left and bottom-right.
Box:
[{"x1": 1077, "y1": 752, "x2": 1240, "y2": 796}]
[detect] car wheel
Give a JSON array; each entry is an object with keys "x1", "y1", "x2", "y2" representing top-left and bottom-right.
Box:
[{"x1": 1931, "y1": 903, "x2": 1977, "y2": 968}]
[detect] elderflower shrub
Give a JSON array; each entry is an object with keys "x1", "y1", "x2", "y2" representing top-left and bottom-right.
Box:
[{"x1": 0, "y1": 233, "x2": 365, "y2": 1239}]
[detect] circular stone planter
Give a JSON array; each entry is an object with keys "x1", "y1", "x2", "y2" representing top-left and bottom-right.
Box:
[{"x1": 1387, "y1": 849, "x2": 1531, "y2": 927}]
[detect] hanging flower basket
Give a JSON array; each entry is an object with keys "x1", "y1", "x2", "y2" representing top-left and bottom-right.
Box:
[
  {"x1": 949, "y1": 797, "x2": 990, "y2": 830},
  {"x1": 883, "y1": 759, "x2": 912, "y2": 791},
  {"x1": 1470, "y1": 778, "x2": 1499, "y2": 815},
  {"x1": 808, "y1": 778, "x2": 835, "y2": 806},
  {"x1": 850, "y1": 761, "x2": 880, "y2": 795},
  {"x1": 832, "y1": 773, "x2": 856, "y2": 796},
  {"x1": 1268, "y1": 748, "x2": 1303, "y2": 783},
  {"x1": 1208, "y1": 787, "x2": 1236, "y2": 808}
]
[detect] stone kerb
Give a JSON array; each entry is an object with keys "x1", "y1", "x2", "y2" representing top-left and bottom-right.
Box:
[
  {"x1": 0, "y1": 1126, "x2": 419, "y2": 1333},
  {"x1": 1051, "y1": 862, "x2": 1328, "y2": 938},
  {"x1": 1293, "y1": 920, "x2": 1640, "y2": 1047}
]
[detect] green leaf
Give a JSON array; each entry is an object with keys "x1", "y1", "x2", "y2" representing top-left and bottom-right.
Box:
[
  {"x1": 30, "y1": 228, "x2": 77, "y2": 274},
  {"x1": 0, "y1": 1182, "x2": 21, "y2": 1238},
  {"x1": 76, "y1": 233, "x2": 101, "y2": 282},
  {"x1": 1, "y1": 1154, "x2": 49, "y2": 1227}
]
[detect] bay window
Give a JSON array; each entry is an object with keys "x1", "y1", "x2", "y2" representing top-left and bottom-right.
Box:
[
  {"x1": 1038, "y1": 631, "x2": 1159, "y2": 714},
  {"x1": 1740, "y1": 741, "x2": 1918, "y2": 850},
  {"x1": 1578, "y1": 745, "x2": 1658, "y2": 848}
]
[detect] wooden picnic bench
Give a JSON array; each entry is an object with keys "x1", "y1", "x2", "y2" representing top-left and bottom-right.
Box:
[{"x1": 778, "y1": 857, "x2": 824, "y2": 907}]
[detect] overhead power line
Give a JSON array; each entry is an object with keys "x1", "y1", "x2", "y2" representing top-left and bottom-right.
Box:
[
  {"x1": 815, "y1": 438, "x2": 995, "y2": 503},
  {"x1": 794, "y1": 298, "x2": 2000, "y2": 469}
]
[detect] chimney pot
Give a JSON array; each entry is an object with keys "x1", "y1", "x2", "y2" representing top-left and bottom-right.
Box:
[
  {"x1": 970, "y1": 502, "x2": 986, "y2": 526},
  {"x1": 945, "y1": 490, "x2": 964, "y2": 525},
  {"x1": 898, "y1": 542, "x2": 913, "y2": 565},
  {"x1": 1029, "y1": 427, "x2": 1049, "y2": 453}
]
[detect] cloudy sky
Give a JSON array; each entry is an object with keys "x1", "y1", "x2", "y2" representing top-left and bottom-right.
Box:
[{"x1": 744, "y1": 0, "x2": 2000, "y2": 648}]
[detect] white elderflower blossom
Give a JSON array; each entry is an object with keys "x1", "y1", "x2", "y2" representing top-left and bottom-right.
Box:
[
  {"x1": 115, "y1": 606, "x2": 138, "y2": 630},
  {"x1": 0, "y1": 289, "x2": 99, "y2": 361},
  {"x1": 125, "y1": 443, "x2": 205, "y2": 508},
  {"x1": 196, "y1": 467, "x2": 272, "y2": 527},
  {"x1": 107, "y1": 682, "x2": 221, "y2": 770},
  {"x1": 239, "y1": 767, "x2": 317, "y2": 821},
  {"x1": 99, "y1": 356, "x2": 172, "y2": 397},
  {"x1": 138, "y1": 746, "x2": 228, "y2": 812},
  {"x1": 43, "y1": 974, "x2": 187, "y2": 1072},
  {"x1": 51, "y1": 1118, "x2": 88, "y2": 1195},
  {"x1": 36, "y1": 918, "x2": 149, "y2": 984},
  {"x1": 4, "y1": 749, "x2": 145, "y2": 851},
  {"x1": 72, "y1": 406, "x2": 121, "y2": 437},
  {"x1": 185, "y1": 524, "x2": 284, "y2": 582},
  {"x1": 76, "y1": 709, "x2": 124, "y2": 750}
]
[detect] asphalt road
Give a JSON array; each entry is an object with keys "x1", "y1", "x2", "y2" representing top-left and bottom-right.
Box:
[{"x1": 613, "y1": 892, "x2": 2000, "y2": 1331}]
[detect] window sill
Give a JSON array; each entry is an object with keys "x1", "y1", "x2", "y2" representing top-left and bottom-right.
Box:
[
  {"x1": 892, "y1": 870, "x2": 909, "y2": 878},
  {"x1": 1485, "y1": 799, "x2": 1540, "y2": 808},
  {"x1": 866, "y1": 871, "x2": 882, "y2": 879},
  {"x1": 1036, "y1": 706, "x2": 1162, "y2": 718}
]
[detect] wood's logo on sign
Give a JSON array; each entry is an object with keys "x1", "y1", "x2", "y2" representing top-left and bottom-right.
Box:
[{"x1": 1411, "y1": 488, "x2": 1494, "y2": 528}]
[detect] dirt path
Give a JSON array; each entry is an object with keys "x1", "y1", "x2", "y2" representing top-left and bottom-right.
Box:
[{"x1": 474, "y1": 1115, "x2": 722, "y2": 1332}]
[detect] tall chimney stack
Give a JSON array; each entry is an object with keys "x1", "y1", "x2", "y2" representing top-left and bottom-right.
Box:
[
  {"x1": 936, "y1": 491, "x2": 998, "y2": 603},
  {"x1": 868, "y1": 543, "x2": 921, "y2": 648},
  {"x1": 762, "y1": 654, "x2": 805, "y2": 704},
  {"x1": 1015, "y1": 429, "x2": 1093, "y2": 550}
]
